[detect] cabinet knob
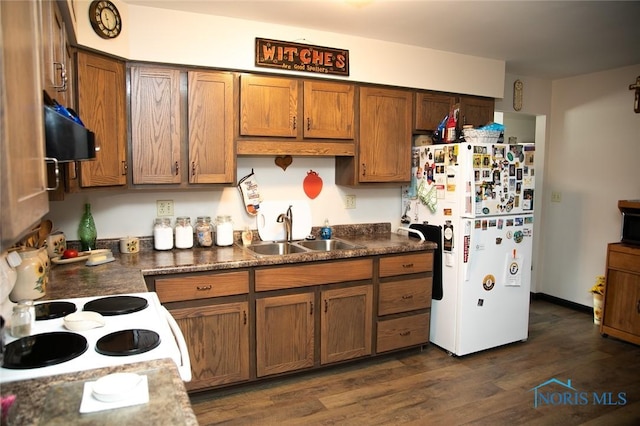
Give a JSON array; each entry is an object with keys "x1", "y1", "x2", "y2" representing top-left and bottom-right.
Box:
[
  {"x1": 196, "y1": 285, "x2": 212, "y2": 291},
  {"x1": 175, "y1": 161, "x2": 179, "y2": 176},
  {"x1": 361, "y1": 163, "x2": 366, "y2": 177},
  {"x1": 307, "y1": 117, "x2": 311, "y2": 131},
  {"x1": 402, "y1": 263, "x2": 414, "y2": 269},
  {"x1": 191, "y1": 161, "x2": 196, "y2": 177},
  {"x1": 400, "y1": 331, "x2": 411, "y2": 337},
  {"x1": 292, "y1": 116, "x2": 297, "y2": 130},
  {"x1": 401, "y1": 294, "x2": 414, "y2": 300}
]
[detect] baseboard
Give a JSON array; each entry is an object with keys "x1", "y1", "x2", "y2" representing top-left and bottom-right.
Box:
[{"x1": 530, "y1": 292, "x2": 592, "y2": 315}]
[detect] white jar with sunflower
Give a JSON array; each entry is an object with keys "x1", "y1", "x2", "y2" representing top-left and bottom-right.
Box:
[{"x1": 9, "y1": 248, "x2": 47, "y2": 301}]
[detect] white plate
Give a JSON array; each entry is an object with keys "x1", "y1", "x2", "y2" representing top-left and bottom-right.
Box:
[
  {"x1": 63, "y1": 311, "x2": 106, "y2": 331},
  {"x1": 92, "y1": 373, "x2": 144, "y2": 403},
  {"x1": 51, "y1": 249, "x2": 110, "y2": 264}
]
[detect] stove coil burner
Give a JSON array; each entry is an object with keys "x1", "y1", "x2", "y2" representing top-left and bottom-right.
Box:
[
  {"x1": 2, "y1": 332, "x2": 88, "y2": 369},
  {"x1": 83, "y1": 295, "x2": 148, "y2": 316},
  {"x1": 96, "y1": 329, "x2": 161, "y2": 357}
]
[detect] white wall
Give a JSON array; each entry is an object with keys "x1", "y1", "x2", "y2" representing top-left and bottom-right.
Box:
[{"x1": 541, "y1": 64, "x2": 640, "y2": 306}]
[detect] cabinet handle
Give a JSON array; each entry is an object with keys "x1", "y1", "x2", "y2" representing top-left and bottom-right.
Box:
[
  {"x1": 44, "y1": 157, "x2": 60, "y2": 191},
  {"x1": 402, "y1": 263, "x2": 414, "y2": 269},
  {"x1": 175, "y1": 161, "x2": 179, "y2": 176},
  {"x1": 310, "y1": 301, "x2": 313, "y2": 315},
  {"x1": 292, "y1": 116, "x2": 297, "y2": 130},
  {"x1": 324, "y1": 300, "x2": 328, "y2": 313},
  {"x1": 400, "y1": 331, "x2": 411, "y2": 337},
  {"x1": 361, "y1": 163, "x2": 366, "y2": 177},
  {"x1": 243, "y1": 310, "x2": 247, "y2": 325},
  {"x1": 191, "y1": 161, "x2": 196, "y2": 177},
  {"x1": 53, "y1": 62, "x2": 67, "y2": 91},
  {"x1": 637, "y1": 299, "x2": 640, "y2": 314},
  {"x1": 402, "y1": 295, "x2": 414, "y2": 300},
  {"x1": 196, "y1": 285, "x2": 212, "y2": 291},
  {"x1": 121, "y1": 161, "x2": 128, "y2": 176},
  {"x1": 307, "y1": 117, "x2": 311, "y2": 130}
]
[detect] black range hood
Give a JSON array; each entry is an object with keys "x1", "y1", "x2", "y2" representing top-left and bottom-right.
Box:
[{"x1": 44, "y1": 105, "x2": 96, "y2": 162}]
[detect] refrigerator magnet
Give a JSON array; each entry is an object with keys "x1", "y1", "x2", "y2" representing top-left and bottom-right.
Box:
[{"x1": 482, "y1": 274, "x2": 496, "y2": 291}]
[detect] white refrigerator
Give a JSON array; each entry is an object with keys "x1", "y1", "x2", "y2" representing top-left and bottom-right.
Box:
[{"x1": 402, "y1": 142, "x2": 535, "y2": 356}]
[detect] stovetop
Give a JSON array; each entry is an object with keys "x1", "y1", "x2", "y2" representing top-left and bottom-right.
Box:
[{"x1": 0, "y1": 292, "x2": 182, "y2": 384}]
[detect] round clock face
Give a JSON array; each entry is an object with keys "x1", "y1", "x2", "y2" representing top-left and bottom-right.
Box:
[{"x1": 89, "y1": 0, "x2": 122, "y2": 39}]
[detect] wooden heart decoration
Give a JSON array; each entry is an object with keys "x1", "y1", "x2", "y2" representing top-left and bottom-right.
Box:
[
  {"x1": 303, "y1": 170, "x2": 323, "y2": 199},
  {"x1": 275, "y1": 155, "x2": 293, "y2": 171}
]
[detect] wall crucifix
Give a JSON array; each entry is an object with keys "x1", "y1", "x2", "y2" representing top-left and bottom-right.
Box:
[{"x1": 630, "y1": 76, "x2": 640, "y2": 113}]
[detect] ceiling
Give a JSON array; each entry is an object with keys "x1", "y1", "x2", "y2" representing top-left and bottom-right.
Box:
[{"x1": 123, "y1": 1, "x2": 640, "y2": 80}]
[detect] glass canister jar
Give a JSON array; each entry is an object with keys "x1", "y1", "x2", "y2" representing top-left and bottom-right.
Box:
[
  {"x1": 196, "y1": 216, "x2": 214, "y2": 247},
  {"x1": 175, "y1": 216, "x2": 194, "y2": 249},
  {"x1": 215, "y1": 215, "x2": 234, "y2": 246},
  {"x1": 153, "y1": 218, "x2": 173, "y2": 250},
  {"x1": 11, "y1": 303, "x2": 32, "y2": 338}
]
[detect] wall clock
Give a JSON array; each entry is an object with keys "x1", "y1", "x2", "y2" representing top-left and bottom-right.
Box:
[{"x1": 89, "y1": 0, "x2": 122, "y2": 39}]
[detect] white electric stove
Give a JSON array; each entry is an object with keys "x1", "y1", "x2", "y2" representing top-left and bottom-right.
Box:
[{"x1": 0, "y1": 292, "x2": 190, "y2": 383}]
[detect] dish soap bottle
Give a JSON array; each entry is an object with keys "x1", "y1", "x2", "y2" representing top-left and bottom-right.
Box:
[
  {"x1": 320, "y1": 219, "x2": 332, "y2": 240},
  {"x1": 78, "y1": 203, "x2": 97, "y2": 251}
]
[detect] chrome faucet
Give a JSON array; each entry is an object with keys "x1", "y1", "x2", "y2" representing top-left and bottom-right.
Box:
[{"x1": 277, "y1": 205, "x2": 293, "y2": 242}]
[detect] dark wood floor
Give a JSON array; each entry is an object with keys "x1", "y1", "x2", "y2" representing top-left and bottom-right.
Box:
[{"x1": 190, "y1": 300, "x2": 640, "y2": 425}]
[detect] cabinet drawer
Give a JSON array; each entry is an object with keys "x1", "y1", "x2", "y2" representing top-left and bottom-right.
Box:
[
  {"x1": 378, "y1": 277, "x2": 432, "y2": 315},
  {"x1": 608, "y1": 250, "x2": 640, "y2": 274},
  {"x1": 376, "y1": 313, "x2": 430, "y2": 353},
  {"x1": 155, "y1": 271, "x2": 249, "y2": 302},
  {"x1": 255, "y1": 259, "x2": 372, "y2": 291},
  {"x1": 379, "y1": 252, "x2": 433, "y2": 277}
]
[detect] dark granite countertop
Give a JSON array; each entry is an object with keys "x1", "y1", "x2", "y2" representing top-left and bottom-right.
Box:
[{"x1": 1, "y1": 359, "x2": 197, "y2": 425}]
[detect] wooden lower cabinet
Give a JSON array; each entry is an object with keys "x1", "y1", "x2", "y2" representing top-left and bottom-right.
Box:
[
  {"x1": 377, "y1": 313, "x2": 430, "y2": 353},
  {"x1": 171, "y1": 302, "x2": 250, "y2": 391},
  {"x1": 601, "y1": 243, "x2": 640, "y2": 345},
  {"x1": 256, "y1": 293, "x2": 315, "y2": 377},
  {"x1": 321, "y1": 285, "x2": 373, "y2": 364}
]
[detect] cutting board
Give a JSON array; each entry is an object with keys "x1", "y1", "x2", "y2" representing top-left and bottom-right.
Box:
[{"x1": 256, "y1": 200, "x2": 312, "y2": 242}]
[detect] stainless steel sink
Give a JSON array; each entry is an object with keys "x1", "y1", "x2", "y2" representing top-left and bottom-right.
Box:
[
  {"x1": 241, "y1": 238, "x2": 363, "y2": 256},
  {"x1": 295, "y1": 239, "x2": 363, "y2": 252},
  {"x1": 243, "y1": 242, "x2": 309, "y2": 256}
]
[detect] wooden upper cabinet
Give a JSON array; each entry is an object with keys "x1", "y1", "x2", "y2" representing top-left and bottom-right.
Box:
[
  {"x1": 414, "y1": 92, "x2": 454, "y2": 132},
  {"x1": 1, "y1": 0, "x2": 49, "y2": 251},
  {"x1": 188, "y1": 71, "x2": 235, "y2": 184},
  {"x1": 458, "y1": 95, "x2": 495, "y2": 128},
  {"x1": 357, "y1": 86, "x2": 412, "y2": 183},
  {"x1": 130, "y1": 66, "x2": 181, "y2": 184},
  {"x1": 240, "y1": 75, "x2": 298, "y2": 137},
  {"x1": 303, "y1": 80, "x2": 354, "y2": 139},
  {"x1": 40, "y1": 0, "x2": 69, "y2": 105},
  {"x1": 76, "y1": 51, "x2": 127, "y2": 187}
]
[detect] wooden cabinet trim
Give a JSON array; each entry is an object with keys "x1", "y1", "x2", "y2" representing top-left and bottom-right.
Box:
[{"x1": 255, "y1": 258, "x2": 373, "y2": 291}]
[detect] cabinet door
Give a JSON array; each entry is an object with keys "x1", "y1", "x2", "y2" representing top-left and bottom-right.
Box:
[
  {"x1": 131, "y1": 67, "x2": 181, "y2": 184},
  {"x1": 76, "y1": 51, "x2": 127, "y2": 187},
  {"x1": 1, "y1": 0, "x2": 49, "y2": 251},
  {"x1": 458, "y1": 96, "x2": 495, "y2": 128},
  {"x1": 40, "y1": 0, "x2": 68, "y2": 105},
  {"x1": 321, "y1": 285, "x2": 372, "y2": 364},
  {"x1": 256, "y1": 293, "x2": 314, "y2": 377},
  {"x1": 188, "y1": 71, "x2": 235, "y2": 184},
  {"x1": 603, "y1": 270, "x2": 640, "y2": 336},
  {"x1": 171, "y1": 302, "x2": 250, "y2": 391},
  {"x1": 359, "y1": 87, "x2": 412, "y2": 182},
  {"x1": 303, "y1": 81, "x2": 354, "y2": 139},
  {"x1": 414, "y1": 92, "x2": 454, "y2": 131},
  {"x1": 240, "y1": 75, "x2": 298, "y2": 137}
]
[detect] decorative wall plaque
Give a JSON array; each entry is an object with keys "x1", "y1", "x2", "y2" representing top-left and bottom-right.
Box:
[{"x1": 255, "y1": 38, "x2": 349, "y2": 76}]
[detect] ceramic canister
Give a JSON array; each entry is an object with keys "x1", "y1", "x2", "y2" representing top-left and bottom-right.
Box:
[
  {"x1": 45, "y1": 231, "x2": 66, "y2": 258},
  {"x1": 119, "y1": 237, "x2": 140, "y2": 254},
  {"x1": 10, "y1": 248, "x2": 47, "y2": 302}
]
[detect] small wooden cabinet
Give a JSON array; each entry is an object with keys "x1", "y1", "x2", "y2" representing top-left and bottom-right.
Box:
[
  {"x1": 1, "y1": 0, "x2": 49, "y2": 251},
  {"x1": 76, "y1": 50, "x2": 127, "y2": 188},
  {"x1": 376, "y1": 252, "x2": 433, "y2": 353},
  {"x1": 414, "y1": 91, "x2": 455, "y2": 132},
  {"x1": 237, "y1": 74, "x2": 356, "y2": 156},
  {"x1": 458, "y1": 95, "x2": 495, "y2": 128},
  {"x1": 153, "y1": 271, "x2": 250, "y2": 391},
  {"x1": 336, "y1": 86, "x2": 412, "y2": 185},
  {"x1": 41, "y1": 0, "x2": 72, "y2": 107},
  {"x1": 601, "y1": 243, "x2": 640, "y2": 345}
]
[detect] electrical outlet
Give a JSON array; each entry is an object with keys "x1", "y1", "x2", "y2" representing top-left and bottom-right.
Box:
[
  {"x1": 157, "y1": 200, "x2": 174, "y2": 216},
  {"x1": 551, "y1": 192, "x2": 562, "y2": 203},
  {"x1": 345, "y1": 195, "x2": 356, "y2": 209}
]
